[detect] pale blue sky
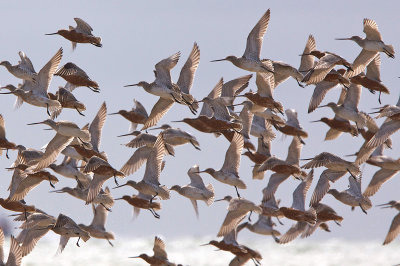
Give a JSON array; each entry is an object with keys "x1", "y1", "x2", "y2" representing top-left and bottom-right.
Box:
[{"x1": 0, "y1": 1, "x2": 399, "y2": 252}]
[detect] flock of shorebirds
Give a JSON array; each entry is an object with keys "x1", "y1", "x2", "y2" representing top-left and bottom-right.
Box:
[{"x1": 0, "y1": 9, "x2": 399, "y2": 266}]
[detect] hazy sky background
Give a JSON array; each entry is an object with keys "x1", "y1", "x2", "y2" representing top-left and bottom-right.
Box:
[{"x1": 0, "y1": 0, "x2": 400, "y2": 253}]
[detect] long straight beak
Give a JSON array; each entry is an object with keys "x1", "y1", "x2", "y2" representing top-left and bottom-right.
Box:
[
  {"x1": 149, "y1": 127, "x2": 162, "y2": 131},
  {"x1": 114, "y1": 198, "x2": 123, "y2": 200},
  {"x1": 45, "y1": 32, "x2": 59, "y2": 35},
  {"x1": 344, "y1": 153, "x2": 357, "y2": 157},
  {"x1": 112, "y1": 184, "x2": 127, "y2": 189},
  {"x1": 300, "y1": 158, "x2": 313, "y2": 161},
  {"x1": 199, "y1": 243, "x2": 211, "y2": 246},
  {"x1": 108, "y1": 112, "x2": 119, "y2": 115},
  {"x1": 27, "y1": 122, "x2": 44, "y2": 126},
  {"x1": 0, "y1": 92, "x2": 13, "y2": 94},
  {"x1": 214, "y1": 198, "x2": 225, "y2": 202},
  {"x1": 335, "y1": 38, "x2": 351, "y2": 40},
  {"x1": 316, "y1": 105, "x2": 328, "y2": 108},
  {"x1": 49, "y1": 189, "x2": 65, "y2": 193},
  {"x1": 194, "y1": 171, "x2": 207, "y2": 174},
  {"x1": 171, "y1": 120, "x2": 184, "y2": 123},
  {"x1": 124, "y1": 84, "x2": 139, "y2": 87},
  {"x1": 128, "y1": 256, "x2": 141, "y2": 259},
  {"x1": 310, "y1": 120, "x2": 322, "y2": 123},
  {"x1": 210, "y1": 59, "x2": 227, "y2": 62},
  {"x1": 117, "y1": 132, "x2": 134, "y2": 137},
  {"x1": 376, "y1": 203, "x2": 391, "y2": 208}
]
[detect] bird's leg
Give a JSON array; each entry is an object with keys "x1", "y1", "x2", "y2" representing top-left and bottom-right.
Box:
[
  {"x1": 113, "y1": 175, "x2": 119, "y2": 186},
  {"x1": 46, "y1": 103, "x2": 51, "y2": 116},
  {"x1": 298, "y1": 136, "x2": 305, "y2": 145},
  {"x1": 378, "y1": 91, "x2": 382, "y2": 105},
  {"x1": 76, "y1": 237, "x2": 81, "y2": 247},
  {"x1": 75, "y1": 176, "x2": 84, "y2": 189},
  {"x1": 75, "y1": 107, "x2": 85, "y2": 116},
  {"x1": 334, "y1": 221, "x2": 341, "y2": 226},
  {"x1": 296, "y1": 79, "x2": 305, "y2": 88},
  {"x1": 149, "y1": 208, "x2": 160, "y2": 219},
  {"x1": 271, "y1": 232, "x2": 280, "y2": 243},
  {"x1": 359, "y1": 204, "x2": 367, "y2": 215},
  {"x1": 106, "y1": 237, "x2": 114, "y2": 247},
  {"x1": 190, "y1": 140, "x2": 201, "y2": 151},
  {"x1": 6, "y1": 149, "x2": 9, "y2": 159},
  {"x1": 150, "y1": 193, "x2": 158, "y2": 205},
  {"x1": 88, "y1": 86, "x2": 100, "y2": 93},
  {"x1": 251, "y1": 258, "x2": 261, "y2": 266},
  {"x1": 347, "y1": 169, "x2": 357, "y2": 179},
  {"x1": 235, "y1": 186, "x2": 241, "y2": 198},
  {"x1": 248, "y1": 211, "x2": 253, "y2": 222},
  {"x1": 48, "y1": 177, "x2": 55, "y2": 189},
  {"x1": 170, "y1": 93, "x2": 181, "y2": 104},
  {"x1": 24, "y1": 208, "x2": 28, "y2": 221},
  {"x1": 101, "y1": 203, "x2": 111, "y2": 212},
  {"x1": 276, "y1": 217, "x2": 284, "y2": 225}
]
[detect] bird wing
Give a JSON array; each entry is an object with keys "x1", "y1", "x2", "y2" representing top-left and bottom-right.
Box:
[
  {"x1": 18, "y1": 51, "x2": 36, "y2": 73},
  {"x1": 133, "y1": 99, "x2": 149, "y2": 118},
  {"x1": 0, "y1": 228, "x2": 3, "y2": 263},
  {"x1": 303, "y1": 55, "x2": 337, "y2": 85},
  {"x1": 221, "y1": 133, "x2": 244, "y2": 175},
  {"x1": 5, "y1": 236, "x2": 22, "y2": 266},
  {"x1": 366, "y1": 120, "x2": 400, "y2": 148},
  {"x1": 256, "y1": 72, "x2": 274, "y2": 97},
  {"x1": 33, "y1": 134, "x2": 74, "y2": 171},
  {"x1": 90, "y1": 204, "x2": 108, "y2": 231},
  {"x1": 74, "y1": 18, "x2": 94, "y2": 35},
  {"x1": 187, "y1": 165, "x2": 206, "y2": 189},
  {"x1": 83, "y1": 156, "x2": 109, "y2": 173},
  {"x1": 347, "y1": 176, "x2": 362, "y2": 198},
  {"x1": 308, "y1": 81, "x2": 338, "y2": 113},
  {"x1": 309, "y1": 169, "x2": 344, "y2": 206},
  {"x1": 154, "y1": 52, "x2": 180, "y2": 86},
  {"x1": 153, "y1": 236, "x2": 168, "y2": 259},
  {"x1": 177, "y1": 42, "x2": 200, "y2": 94},
  {"x1": 292, "y1": 170, "x2": 313, "y2": 211},
  {"x1": 17, "y1": 226, "x2": 52, "y2": 257},
  {"x1": 120, "y1": 146, "x2": 152, "y2": 176},
  {"x1": 217, "y1": 208, "x2": 248, "y2": 237},
  {"x1": 299, "y1": 35, "x2": 316, "y2": 73},
  {"x1": 285, "y1": 109, "x2": 301, "y2": 129},
  {"x1": 366, "y1": 54, "x2": 381, "y2": 82},
  {"x1": 222, "y1": 74, "x2": 252, "y2": 98},
  {"x1": 346, "y1": 49, "x2": 378, "y2": 78},
  {"x1": 125, "y1": 133, "x2": 156, "y2": 148},
  {"x1": 363, "y1": 18, "x2": 382, "y2": 41},
  {"x1": 143, "y1": 134, "x2": 165, "y2": 184},
  {"x1": 278, "y1": 222, "x2": 307, "y2": 244},
  {"x1": 34, "y1": 48, "x2": 63, "y2": 95},
  {"x1": 301, "y1": 152, "x2": 342, "y2": 169},
  {"x1": 286, "y1": 136, "x2": 303, "y2": 165},
  {"x1": 89, "y1": 102, "x2": 107, "y2": 152},
  {"x1": 86, "y1": 174, "x2": 109, "y2": 204},
  {"x1": 55, "y1": 62, "x2": 90, "y2": 79},
  {"x1": 57, "y1": 236, "x2": 70, "y2": 254},
  {"x1": 383, "y1": 212, "x2": 400, "y2": 245},
  {"x1": 363, "y1": 169, "x2": 398, "y2": 197},
  {"x1": 343, "y1": 83, "x2": 361, "y2": 110},
  {"x1": 199, "y1": 78, "x2": 223, "y2": 117},
  {"x1": 239, "y1": 103, "x2": 254, "y2": 139},
  {"x1": 0, "y1": 114, "x2": 6, "y2": 139},
  {"x1": 263, "y1": 173, "x2": 290, "y2": 200},
  {"x1": 324, "y1": 128, "x2": 343, "y2": 141},
  {"x1": 243, "y1": 9, "x2": 270, "y2": 60},
  {"x1": 190, "y1": 199, "x2": 199, "y2": 218},
  {"x1": 142, "y1": 98, "x2": 174, "y2": 130},
  {"x1": 9, "y1": 176, "x2": 44, "y2": 201}
]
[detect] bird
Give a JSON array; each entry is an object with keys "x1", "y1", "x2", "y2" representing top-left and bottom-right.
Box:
[
  {"x1": 211, "y1": 9, "x2": 274, "y2": 74},
  {"x1": 115, "y1": 193, "x2": 161, "y2": 219},
  {"x1": 0, "y1": 227, "x2": 23, "y2": 266},
  {"x1": 129, "y1": 236, "x2": 178, "y2": 266},
  {"x1": 309, "y1": 169, "x2": 347, "y2": 206},
  {"x1": 0, "y1": 51, "x2": 37, "y2": 82},
  {"x1": 197, "y1": 132, "x2": 246, "y2": 197},
  {"x1": 327, "y1": 176, "x2": 372, "y2": 214},
  {"x1": 46, "y1": 18, "x2": 102, "y2": 49},
  {"x1": 48, "y1": 87, "x2": 86, "y2": 117},
  {"x1": 0, "y1": 114, "x2": 18, "y2": 159},
  {"x1": 238, "y1": 214, "x2": 280, "y2": 237},
  {"x1": 108, "y1": 99, "x2": 148, "y2": 132},
  {"x1": 114, "y1": 134, "x2": 170, "y2": 202},
  {"x1": 78, "y1": 204, "x2": 115, "y2": 246},
  {"x1": 0, "y1": 48, "x2": 63, "y2": 117},
  {"x1": 83, "y1": 156, "x2": 125, "y2": 204},
  {"x1": 301, "y1": 152, "x2": 361, "y2": 178},
  {"x1": 170, "y1": 165, "x2": 215, "y2": 218},
  {"x1": 49, "y1": 156, "x2": 92, "y2": 188},
  {"x1": 377, "y1": 200, "x2": 400, "y2": 245},
  {"x1": 217, "y1": 198, "x2": 262, "y2": 237},
  {"x1": 336, "y1": 18, "x2": 394, "y2": 78},
  {"x1": 272, "y1": 109, "x2": 308, "y2": 144},
  {"x1": 55, "y1": 62, "x2": 99, "y2": 92}
]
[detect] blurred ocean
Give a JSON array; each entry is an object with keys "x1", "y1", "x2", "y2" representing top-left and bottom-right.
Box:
[{"x1": 7, "y1": 236, "x2": 399, "y2": 266}]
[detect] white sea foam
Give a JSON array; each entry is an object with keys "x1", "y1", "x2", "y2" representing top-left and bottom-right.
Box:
[{"x1": 6, "y1": 236, "x2": 399, "y2": 266}]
